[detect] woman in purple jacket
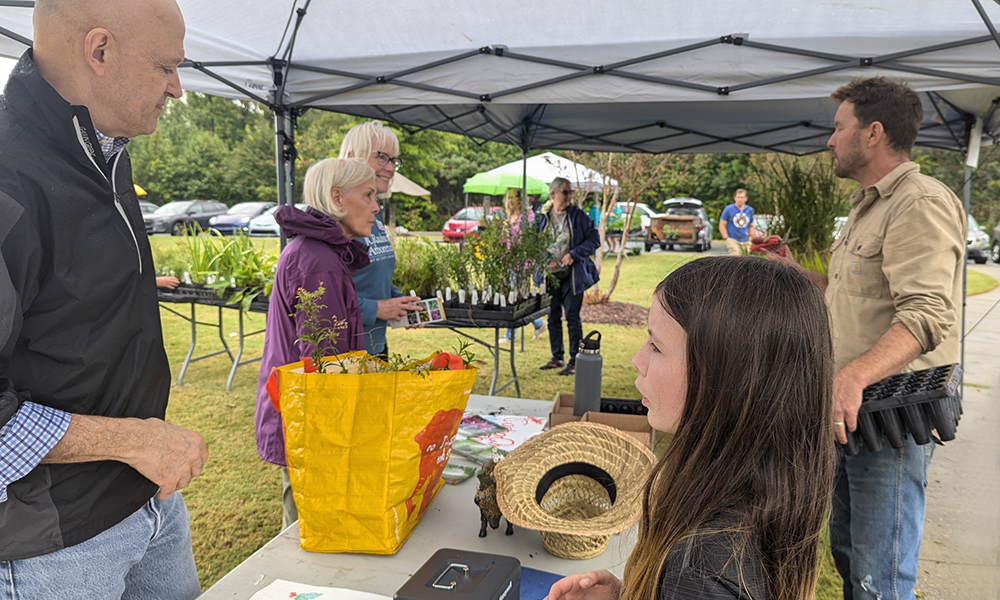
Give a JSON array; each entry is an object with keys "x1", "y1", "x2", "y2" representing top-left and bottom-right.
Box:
[{"x1": 255, "y1": 158, "x2": 379, "y2": 528}]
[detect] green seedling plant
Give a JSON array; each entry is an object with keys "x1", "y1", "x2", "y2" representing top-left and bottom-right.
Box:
[
  {"x1": 181, "y1": 223, "x2": 225, "y2": 284},
  {"x1": 293, "y1": 283, "x2": 348, "y2": 374},
  {"x1": 207, "y1": 232, "x2": 276, "y2": 312}
]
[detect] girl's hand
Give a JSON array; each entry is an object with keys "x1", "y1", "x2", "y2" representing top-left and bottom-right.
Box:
[{"x1": 545, "y1": 570, "x2": 622, "y2": 600}]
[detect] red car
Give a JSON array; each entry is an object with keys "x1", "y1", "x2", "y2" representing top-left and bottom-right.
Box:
[{"x1": 441, "y1": 206, "x2": 505, "y2": 241}]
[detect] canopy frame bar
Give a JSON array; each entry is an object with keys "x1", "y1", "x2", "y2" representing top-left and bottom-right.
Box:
[{"x1": 0, "y1": 0, "x2": 993, "y2": 156}]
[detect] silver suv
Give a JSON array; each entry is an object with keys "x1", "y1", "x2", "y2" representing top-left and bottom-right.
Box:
[{"x1": 967, "y1": 214, "x2": 989, "y2": 264}]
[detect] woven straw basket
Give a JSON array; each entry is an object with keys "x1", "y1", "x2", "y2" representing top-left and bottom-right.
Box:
[{"x1": 494, "y1": 421, "x2": 656, "y2": 559}]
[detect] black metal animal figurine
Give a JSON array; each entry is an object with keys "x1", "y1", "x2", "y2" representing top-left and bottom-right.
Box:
[{"x1": 474, "y1": 460, "x2": 513, "y2": 538}]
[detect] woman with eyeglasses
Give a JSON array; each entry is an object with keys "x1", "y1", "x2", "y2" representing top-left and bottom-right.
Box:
[
  {"x1": 339, "y1": 121, "x2": 421, "y2": 359},
  {"x1": 255, "y1": 158, "x2": 380, "y2": 528},
  {"x1": 537, "y1": 177, "x2": 601, "y2": 376}
]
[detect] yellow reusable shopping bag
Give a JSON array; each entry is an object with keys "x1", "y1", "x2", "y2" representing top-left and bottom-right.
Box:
[{"x1": 271, "y1": 351, "x2": 477, "y2": 554}]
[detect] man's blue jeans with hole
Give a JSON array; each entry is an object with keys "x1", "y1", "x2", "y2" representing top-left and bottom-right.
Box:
[
  {"x1": 0, "y1": 492, "x2": 200, "y2": 599},
  {"x1": 830, "y1": 439, "x2": 933, "y2": 600}
]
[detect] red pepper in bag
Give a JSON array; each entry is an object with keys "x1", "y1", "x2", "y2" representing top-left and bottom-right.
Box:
[{"x1": 431, "y1": 353, "x2": 465, "y2": 371}]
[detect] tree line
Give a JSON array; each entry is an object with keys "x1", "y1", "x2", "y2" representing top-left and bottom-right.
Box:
[{"x1": 129, "y1": 94, "x2": 999, "y2": 234}]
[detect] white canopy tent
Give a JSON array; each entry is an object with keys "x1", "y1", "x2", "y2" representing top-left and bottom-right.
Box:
[
  {"x1": 482, "y1": 152, "x2": 617, "y2": 192},
  {"x1": 0, "y1": 0, "x2": 994, "y2": 371},
  {"x1": 1, "y1": 1, "x2": 999, "y2": 153},
  {"x1": 1, "y1": 0, "x2": 1000, "y2": 199}
]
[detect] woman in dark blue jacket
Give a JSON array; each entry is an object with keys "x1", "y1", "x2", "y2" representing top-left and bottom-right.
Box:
[{"x1": 536, "y1": 177, "x2": 600, "y2": 375}]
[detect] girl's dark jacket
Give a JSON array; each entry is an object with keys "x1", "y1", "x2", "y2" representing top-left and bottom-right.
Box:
[{"x1": 0, "y1": 50, "x2": 168, "y2": 560}]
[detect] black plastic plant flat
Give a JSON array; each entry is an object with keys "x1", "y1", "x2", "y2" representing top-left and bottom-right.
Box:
[{"x1": 842, "y1": 364, "x2": 963, "y2": 456}]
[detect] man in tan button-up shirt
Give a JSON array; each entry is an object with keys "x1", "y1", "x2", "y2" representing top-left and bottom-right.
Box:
[{"x1": 802, "y1": 77, "x2": 965, "y2": 600}]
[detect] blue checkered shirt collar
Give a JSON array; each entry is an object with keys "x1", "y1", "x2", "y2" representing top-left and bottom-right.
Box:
[{"x1": 94, "y1": 129, "x2": 129, "y2": 163}]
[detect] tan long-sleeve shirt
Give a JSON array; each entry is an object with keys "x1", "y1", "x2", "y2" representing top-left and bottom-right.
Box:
[{"x1": 826, "y1": 162, "x2": 966, "y2": 374}]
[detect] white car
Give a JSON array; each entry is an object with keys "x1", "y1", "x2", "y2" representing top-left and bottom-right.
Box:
[
  {"x1": 248, "y1": 203, "x2": 307, "y2": 236},
  {"x1": 615, "y1": 202, "x2": 658, "y2": 233}
]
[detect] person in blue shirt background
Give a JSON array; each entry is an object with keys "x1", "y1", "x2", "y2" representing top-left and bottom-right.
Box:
[
  {"x1": 340, "y1": 121, "x2": 421, "y2": 358},
  {"x1": 719, "y1": 188, "x2": 756, "y2": 256}
]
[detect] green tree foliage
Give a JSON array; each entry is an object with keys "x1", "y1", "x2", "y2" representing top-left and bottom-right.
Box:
[
  {"x1": 129, "y1": 93, "x2": 274, "y2": 206},
  {"x1": 913, "y1": 147, "x2": 1000, "y2": 230}
]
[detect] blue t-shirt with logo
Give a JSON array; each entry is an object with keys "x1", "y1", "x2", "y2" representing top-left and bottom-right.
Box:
[{"x1": 721, "y1": 203, "x2": 755, "y2": 242}]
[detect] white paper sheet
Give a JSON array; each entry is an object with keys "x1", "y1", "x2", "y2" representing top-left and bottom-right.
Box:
[
  {"x1": 248, "y1": 579, "x2": 391, "y2": 600},
  {"x1": 473, "y1": 415, "x2": 546, "y2": 451}
]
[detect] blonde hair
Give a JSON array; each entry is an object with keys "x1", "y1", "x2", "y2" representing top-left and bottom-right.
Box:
[
  {"x1": 339, "y1": 121, "x2": 400, "y2": 200},
  {"x1": 302, "y1": 158, "x2": 376, "y2": 220},
  {"x1": 505, "y1": 188, "x2": 523, "y2": 216}
]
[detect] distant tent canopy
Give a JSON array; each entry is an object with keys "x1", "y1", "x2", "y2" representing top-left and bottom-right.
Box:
[
  {"x1": 482, "y1": 152, "x2": 616, "y2": 193},
  {"x1": 390, "y1": 173, "x2": 431, "y2": 197},
  {"x1": 462, "y1": 172, "x2": 549, "y2": 199}
]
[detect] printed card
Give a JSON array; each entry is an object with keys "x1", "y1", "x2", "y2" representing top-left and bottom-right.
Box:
[{"x1": 389, "y1": 297, "x2": 447, "y2": 329}]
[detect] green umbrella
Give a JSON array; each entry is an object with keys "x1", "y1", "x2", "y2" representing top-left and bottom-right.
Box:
[{"x1": 463, "y1": 172, "x2": 549, "y2": 200}]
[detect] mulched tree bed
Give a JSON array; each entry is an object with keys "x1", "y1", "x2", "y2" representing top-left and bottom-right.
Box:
[{"x1": 579, "y1": 301, "x2": 648, "y2": 328}]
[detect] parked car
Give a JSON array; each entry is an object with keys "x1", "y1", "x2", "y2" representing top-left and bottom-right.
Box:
[
  {"x1": 208, "y1": 201, "x2": 277, "y2": 235},
  {"x1": 144, "y1": 199, "x2": 229, "y2": 235},
  {"x1": 991, "y1": 222, "x2": 1000, "y2": 264},
  {"x1": 138, "y1": 200, "x2": 158, "y2": 215},
  {"x1": 648, "y1": 198, "x2": 712, "y2": 252},
  {"x1": 441, "y1": 206, "x2": 505, "y2": 242},
  {"x1": 967, "y1": 213, "x2": 989, "y2": 264},
  {"x1": 615, "y1": 202, "x2": 658, "y2": 234},
  {"x1": 248, "y1": 203, "x2": 308, "y2": 236}
]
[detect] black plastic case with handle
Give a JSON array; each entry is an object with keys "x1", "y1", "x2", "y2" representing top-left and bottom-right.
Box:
[{"x1": 394, "y1": 548, "x2": 520, "y2": 600}]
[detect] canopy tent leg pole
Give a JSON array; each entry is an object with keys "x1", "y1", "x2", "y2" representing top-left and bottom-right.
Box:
[
  {"x1": 962, "y1": 165, "x2": 971, "y2": 398},
  {"x1": 460, "y1": 192, "x2": 469, "y2": 252},
  {"x1": 388, "y1": 198, "x2": 396, "y2": 245},
  {"x1": 521, "y1": 147, "x2": 529, "y2": 216},
  {"x1": 283, "y1": 111, "x2": 296, "y2": 210},
  {"x1": 275, "y1": 108, "x2": 289, "y2": 249},
  {"x1": 274, "y1": 109, "x2": 299, "y2": 250}
]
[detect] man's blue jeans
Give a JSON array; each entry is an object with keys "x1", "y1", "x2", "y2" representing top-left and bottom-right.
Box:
[
  {"x1": 0, "y1": 492, "x2": 201, "y2": 599},
  {"x1": 830, "y1": 439, "x2": 933, "y2": 600}
]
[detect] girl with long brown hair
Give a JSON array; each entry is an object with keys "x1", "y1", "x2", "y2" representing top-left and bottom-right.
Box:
[{"x1": 547, "y1": 256, "x2": 835, "y2": 600}]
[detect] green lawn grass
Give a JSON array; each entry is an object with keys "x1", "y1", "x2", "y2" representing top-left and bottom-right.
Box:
[
  {"x1": 968, "y1": 268, "x2": 999, "y2": 296},
  {"x1": 151, "y1": 235, "x2": 995, "y2": 595}
]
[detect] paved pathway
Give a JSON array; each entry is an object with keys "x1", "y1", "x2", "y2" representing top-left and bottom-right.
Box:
[{"x1": 919, "y1": 263, "x2": 1000, "y2": 599}]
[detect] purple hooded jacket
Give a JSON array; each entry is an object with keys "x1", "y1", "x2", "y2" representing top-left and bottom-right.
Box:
[{"x1": 255, "y1": 205, "x2": 371, "y2": 465}]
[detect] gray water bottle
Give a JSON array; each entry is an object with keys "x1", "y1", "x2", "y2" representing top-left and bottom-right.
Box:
[{"x1": 573, "y1": 330, "x2": 603, "y2": 416}]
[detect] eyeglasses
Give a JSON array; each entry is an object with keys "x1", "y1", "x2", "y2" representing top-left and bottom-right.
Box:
[
  {"x1": 555, "y1": 190, "x2": 573, "y2": 196},
  {"x1": 373, "y1": 151, "x2": 402, "y2": 169}
]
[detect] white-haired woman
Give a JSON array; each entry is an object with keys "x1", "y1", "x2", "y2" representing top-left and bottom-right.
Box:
[
  {"x1": 340, "y1": 121, "x2": 420, "y2": 358},
  {"x1": 537, "y1": 177, "x2": 600, "y2": 375},
  {"x1": 255, "y1": 158, "x2": 379, "y2": 528}
]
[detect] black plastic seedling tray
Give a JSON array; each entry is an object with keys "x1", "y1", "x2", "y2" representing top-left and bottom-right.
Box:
[
  {"x1": 442, "y1": 293, "x2": 551, "y2": 323},
  {"x1": 600, "y1": 397, "x2": 648, "y2": 416},
  {"x1": 842, "y1": 364, "x2": 963, "y2": 456}
]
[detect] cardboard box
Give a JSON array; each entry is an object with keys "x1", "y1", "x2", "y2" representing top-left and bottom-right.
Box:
[
  {"x1": 549, "y1": 392, "x2": 656, "y2": 449},
  {"x1": 549, "y1": 392, "x2": 578, "y2": 427}
]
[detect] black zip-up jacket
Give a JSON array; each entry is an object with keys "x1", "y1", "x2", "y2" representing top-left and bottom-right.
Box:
[{"x1": 0, "y1": 50, "x2": 169, "y2": 560}]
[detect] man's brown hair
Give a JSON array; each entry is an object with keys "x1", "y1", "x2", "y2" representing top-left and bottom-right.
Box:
[{"x1": 831, "y1": 76, "x2": 922, "y2": 154}]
